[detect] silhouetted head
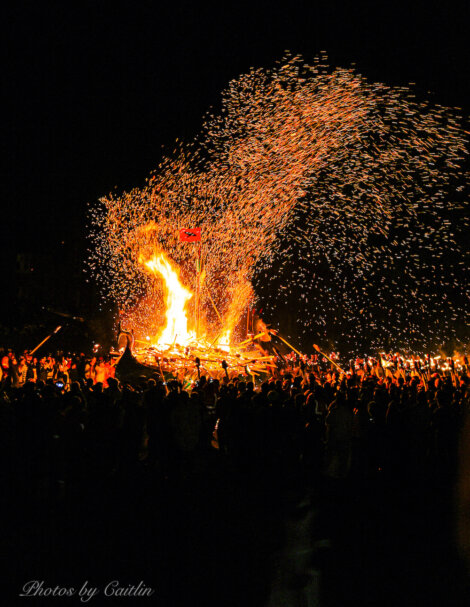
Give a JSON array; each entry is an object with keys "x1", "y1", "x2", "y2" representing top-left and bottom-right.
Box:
[
  {"x1": 107, "y1": 377, "x2": 119, "y2": 390},
  {"x1": 267, "y1": 390, "x2": 281, "y2": 406}
]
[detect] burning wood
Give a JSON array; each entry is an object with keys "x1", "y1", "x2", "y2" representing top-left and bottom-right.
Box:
[
  {"x1": 131, "y1": 336, "x2": 277, "y2": 382},
  {"x1": 117, "y1": 249, "x2": 278, "y2": 381}
]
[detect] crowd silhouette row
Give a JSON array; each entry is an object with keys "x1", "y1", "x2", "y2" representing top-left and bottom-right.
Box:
[{"x1": 1, "y1": 347, "x2": 469, "y2": 489}]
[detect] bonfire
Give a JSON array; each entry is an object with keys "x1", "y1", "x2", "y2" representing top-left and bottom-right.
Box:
[{"x1": 120, "y1": 248, "x2": 279, "y2": 383}]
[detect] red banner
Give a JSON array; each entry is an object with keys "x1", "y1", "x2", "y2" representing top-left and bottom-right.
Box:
[{"x1": 179, "y1": 228, "x2": 201, "y2": 242}]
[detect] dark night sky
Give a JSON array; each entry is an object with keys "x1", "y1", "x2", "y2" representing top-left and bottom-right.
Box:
[{"x1": 2, "y1": 1, "x2": 469, "y2": 314}]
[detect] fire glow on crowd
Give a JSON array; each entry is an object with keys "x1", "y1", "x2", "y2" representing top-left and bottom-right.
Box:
[{"x1": 88, "y1": 54, "x2": 469, "y2": 359}]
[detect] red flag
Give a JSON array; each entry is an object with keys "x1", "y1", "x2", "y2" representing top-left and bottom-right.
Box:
[{"x1": 179, "y1": 228, "x2": 201, "y2": 242}]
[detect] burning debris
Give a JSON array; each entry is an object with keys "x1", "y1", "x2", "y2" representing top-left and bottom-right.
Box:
[{"x1": 131, "y1": 337, "x2": 277, "y2": 383}]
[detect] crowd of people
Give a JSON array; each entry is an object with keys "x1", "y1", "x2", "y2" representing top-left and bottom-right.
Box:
[
  {"x1": 0, "y1": 349, "x2": 116, "y2": 388},
  {"x1": 1, "y1": 345, "x2": 469, "y2": 485},
  {"x1": 2, "y1": 344, "x2": 470, "y2": 606}
]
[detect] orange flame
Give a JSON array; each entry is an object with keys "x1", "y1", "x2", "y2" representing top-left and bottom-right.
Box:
[
  {"x1": 142, "y1": 252, "x2": 195, "y2": 348},
  {"x1": 217, "y1": 329, "x2": 231, "y2": 352},
  {"x1": 138, "y1": 250, "x2": 252, "y2": 352}
]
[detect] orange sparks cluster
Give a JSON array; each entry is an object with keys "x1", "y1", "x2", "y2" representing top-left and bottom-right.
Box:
[{"x1": 89, "y1": 54, "x2": 469, "y2": 353}]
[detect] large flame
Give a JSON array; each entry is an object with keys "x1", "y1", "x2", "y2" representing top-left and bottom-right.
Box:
[
  {"x1": 138, "y1": 250, "x2": 254, "y2": 352},
  {"x1": 143, "y1": 253, "x2": 195, "y2": 348}
]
